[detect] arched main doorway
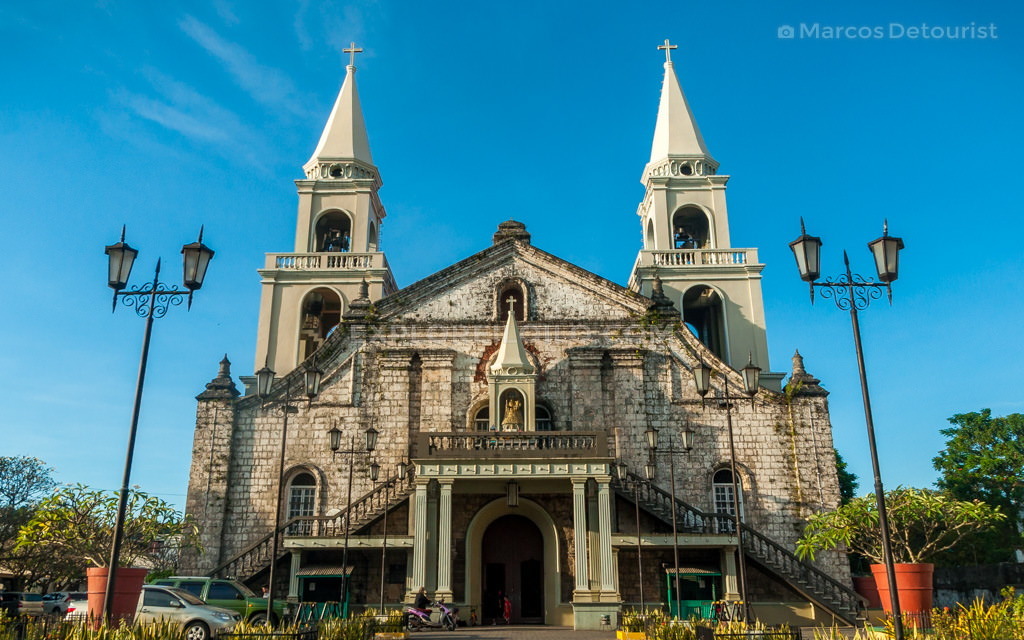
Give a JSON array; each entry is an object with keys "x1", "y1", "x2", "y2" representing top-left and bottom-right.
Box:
[{"x1": 481, "y1": 515, "x2": 544, "y2": 624}]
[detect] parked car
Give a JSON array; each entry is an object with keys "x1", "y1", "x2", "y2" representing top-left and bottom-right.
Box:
[
  {"x1": 1, "y1": 593, "x2": 44, "y2": 617},
  {"x1": 64, "y1": 595, "x2": 90, "y2": 621},
  {"x1": 43, "y1": 592, "x2": 87, "y2": 615},
  {"x1": 148, "y1": 576, "x2": 287, "y2": 624},
  {"x1": 67, "y1": 586, "x2": 240, "y2": 640}
]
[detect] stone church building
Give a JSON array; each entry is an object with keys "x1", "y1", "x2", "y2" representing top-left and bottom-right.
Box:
[{"x1": 183, "y1": 46, "x2": 862, "y2": 629}]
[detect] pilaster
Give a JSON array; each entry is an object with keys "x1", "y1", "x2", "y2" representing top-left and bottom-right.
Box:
[
  {"x1": 572, "y1": 478, "x2": 590, "y2": 594},
  {"x1": 411, "y1": 479, "x2": 430, "y2": 591},
  {"x1": 435, "y1": 479, "x2": 454, "y2": 599}
]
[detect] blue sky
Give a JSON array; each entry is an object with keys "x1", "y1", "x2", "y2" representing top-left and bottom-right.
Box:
[{"x1": 2, "y1": 1, "x2": 1021, "y2": 511}]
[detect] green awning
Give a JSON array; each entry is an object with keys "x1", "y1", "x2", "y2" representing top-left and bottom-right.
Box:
[{"x1": 296, "y1": 566, "x2": 353, "y2": 578}]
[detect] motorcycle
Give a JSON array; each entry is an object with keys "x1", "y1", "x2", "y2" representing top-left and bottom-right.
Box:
[{"x1": 406, "y1": 599, "x2": 459, "y2": 631}]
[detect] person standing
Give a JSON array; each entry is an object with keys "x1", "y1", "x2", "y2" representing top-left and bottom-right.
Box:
[{"x1": 502, "y1": 593, "x2": 512, "y2": 625}]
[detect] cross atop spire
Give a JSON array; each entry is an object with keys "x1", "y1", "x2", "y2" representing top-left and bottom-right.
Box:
[
  {"x1": 506, "y1": 296, "x2": 517, "y2": 318},
  {"x1": 343, "y1": 42, "x2": 363, "y2": 67},
  {"x1": 658, "y1": 39, "x2": 677, "y2": 64}
]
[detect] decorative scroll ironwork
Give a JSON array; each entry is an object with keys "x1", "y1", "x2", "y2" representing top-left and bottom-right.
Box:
[
  {"x1": 118, "y1": 282, "x2": 187, "y2": 318},
  {"x1": 814, "y1": 271, "x2": 886, "y2": 311}
]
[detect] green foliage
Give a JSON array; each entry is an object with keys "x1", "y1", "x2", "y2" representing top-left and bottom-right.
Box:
[
  {"x1": 795, "y1": 487, "x2": 1005, "y2": 564},
  {"x1": 16, "y1": 484, "x2": 199, "y2": 581},
  {"x1": 835, "y1": 449, "x2": 859, "y2": 505},
  {"x1": 932, "y1": 408, "x2": 1024, "y2": 563},
  {"x1": 0, "y1": 456, "x2": 57, "y2": 586}
]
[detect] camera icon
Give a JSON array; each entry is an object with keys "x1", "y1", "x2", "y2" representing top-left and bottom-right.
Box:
[{"x1": 778, "y1": 24, "x2": 795, "y2": 39}]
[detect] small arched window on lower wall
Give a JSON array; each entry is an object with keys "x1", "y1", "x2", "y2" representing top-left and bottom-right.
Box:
[
  {"x1": 712, "y1": 468, "x2": 744, "y2": 534},
  {"x1": 287, "y1": 472, "x2": 317, "y2": 535},
  {"x1": 474, "y1": 406, "x2": 491, "y2": 431}
]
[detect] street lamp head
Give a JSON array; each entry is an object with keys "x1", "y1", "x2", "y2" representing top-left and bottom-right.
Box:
[
  {"x1": 105, "y1": 226, "x2": 138, "y2": 291},
  {"x1": 788, "y1": 218, "x2": 822, "y2": 283},
  {"x1": 615, "y1": 460, "x2": 628, "y2": 481},
  {"x1": 868, "y1": 220, "x2": 905, "y2": 283},
  {"x1": 398, "y1": 460, "x2": 408, "y2": 480},
  {"x1": 680, "y1": 426, "x2": 694, "y2": 453},
  {"x1": 644, "y1": 461, "x2": 656, "y2": 481},
  {"x1": 692, "y1": 358, "x2": 712, "y2": 397},
  {"x1": 369, "y1": 462, "x2": 380, "y2": 482},
  {"x1": 364, "y1": 426, "x2": 379, "y2": 452},
  {"x1": 303, "y1": 360, "x2": 323, "y2": 401},
  {"x1": 327, "y1": 426, "x2": 342, "y2": 453},
  {"x1": 181, "y1": 226, "x2": 215, "y2": 291},
  {"x1": 741, "y1": 354, "x2": 761, "y2": 396},
  {"x1": 645, "y1": 426, "x2": 659, "y2": 450},
  {"x1": 255, "y1": 363, "x2": 276, "y2": 401}
]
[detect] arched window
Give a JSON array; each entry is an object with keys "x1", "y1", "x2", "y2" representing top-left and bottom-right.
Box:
[
  {"x1": 497, "y1": 283, "x2": 526, "y2": 322},
  {"x1": 645, "y1": 218, "x2": 656, "y2": 250},
  {"x1": 315, "y1": 211, "x2": 352, "y2": 252},
  {"x1": 368, "y1": 221, "x2": 379, "y2": 252},
  {"x1": 535, "y1": 405, "x2": 554, "y2": 431},
  {"x1": 683, "y1": 286, "x2": 726, "y2": 359},
  {"x1": 712, "y1": 468, "x2": 744, "y2": 533},
  {"x1": 287, "y1": 472, "x2": 317, "y2": 535},
  {"x1": 672, "y1": 207, "x2": 711, "y2": 250},
  {"x1": 474, "y1": 406, "x2": 491, "y2": 431},
  {"x1": 299, "y1": 288, "x2": 342, "y2": 360}
]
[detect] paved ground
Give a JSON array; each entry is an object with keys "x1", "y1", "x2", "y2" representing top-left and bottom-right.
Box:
[{"x1": 410, "y1": 625, "x2": 616, "y2": 640}]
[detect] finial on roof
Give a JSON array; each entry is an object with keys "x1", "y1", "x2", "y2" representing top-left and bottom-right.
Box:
[
  {"x1": 658, "y1": 38, "x2": 678, "y2": 64},
  {"x1": 344, "y1": 278, "x2": 372, "y2": 320},
  {"x1": 492, "y1": 220, "x2": 531, "y2": 245},
  {"x1": 646, "y1": 275, "x2": 678, "y2": 318},
  {"x1": 343, "y1": 42, "x2": 363, "y2": 68},
  {"x1": 197, "y1": 354, "x2": 240, "y2": 400},
  {"x1": 491, "y1": 301, "x2": 536, "y2": 377},
  {"x1": 785, "y1": 349, "x2": 827, "y2": 397}
]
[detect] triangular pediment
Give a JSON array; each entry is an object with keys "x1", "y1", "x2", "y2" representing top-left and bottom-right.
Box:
[{"x1": 373, "y1": 240, "x2": 653, "y2": 322}]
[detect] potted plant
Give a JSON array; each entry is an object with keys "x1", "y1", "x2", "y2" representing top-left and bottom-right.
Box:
[
  {"x1": 796, "y1": 487, "x2": 1004, "y2": 614},
  {"x1": 16, "y1": 484, "x2": 199, "y2": 622}
]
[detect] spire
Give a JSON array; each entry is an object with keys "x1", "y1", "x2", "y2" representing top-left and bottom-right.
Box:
[
  {"x1": 490, "y1": 303, "x2": 535, "y2": 376},
  {"x1": 303, "y1": 45, "x2": 374, "y2": 176},
  {"x1": 196, "y1": 354, "x2": 240, "y2": 400},
  {"x1": 648, "y1": 40, "x2": 715, "y2": 167},
  {"x1": 785, "y1": 350, "x2": 828, "y2": 397}
]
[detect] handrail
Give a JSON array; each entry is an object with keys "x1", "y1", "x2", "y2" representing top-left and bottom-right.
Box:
[
  {"x1": 417, "y1": 431, "x2": 608, "y2": 458},
  {"x1": 288, "y1": 463, "x2": 417, "y2": 538},
  {"x1": 209, "y1": 464, "x2": 414, "y2": 580},
  {"x1": 613, "y1": 470, "x2": 864, "y2": 621}
]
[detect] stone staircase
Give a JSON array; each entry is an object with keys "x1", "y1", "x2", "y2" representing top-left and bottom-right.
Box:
[
  {"x1": 614, "y1": 470, "x2": 864, "y2": 625},
  {"x1": 209, "y1": 464, "x2": 416, "y2": 582}
]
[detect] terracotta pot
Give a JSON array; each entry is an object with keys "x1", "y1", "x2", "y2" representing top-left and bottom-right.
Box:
[
  {"x1": 87, "y1": 567, "x2": 148, "y2": 624},
  {"x1": 870, "y1": 563, "x2": 934, "y2": 614},
  {"x1": 852, "y1": 575, "x2": 882, "y2": 609}
]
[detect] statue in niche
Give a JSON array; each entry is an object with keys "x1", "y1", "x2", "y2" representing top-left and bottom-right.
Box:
[{"x1": 501, "y1": 397, "x2": 523, "y2": 430}]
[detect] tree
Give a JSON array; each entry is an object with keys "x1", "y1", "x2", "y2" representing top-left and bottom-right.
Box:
[
  {"x1": 933, "y1": 409, "x2": 1024, "y2": 563},
  {"x1": 0, "y1": 456, "x2": 57, "y2": 580},
  {"x1": 835, "y1": 449, "x2": 858, "y2": 505},
  {"x1": 796, "y1": 487, "x2": 1005, "y2": 565},
  {"x1": 16, "y1": 484, "x2": 199, "y2": 584}
]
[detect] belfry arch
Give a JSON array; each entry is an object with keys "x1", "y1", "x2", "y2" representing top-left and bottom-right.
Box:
[
  {"x1": 298, "y1": 287, "x2": 343, "y2": 360},
  {"x1": 682, "y1": 284, "x2": 727, "y2": 359}
]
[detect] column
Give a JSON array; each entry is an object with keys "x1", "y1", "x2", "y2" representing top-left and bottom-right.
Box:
[
  {"x1": 722, "y1": 548, "x2": 740, "y2": 599},
  {"x1": 411, "y1": 479, "x2": 430, "y2": 592},
  {"x1": 288, "y1": 550, "x2": 302, "y2": 599},
  {"x1": 436, "y1": 479, "x2": 454, "y2": 598},
  {"x1": 597, "y1": 477, "x2": 616, "y2": 593},
  {"x1": 572, "y1": 478, "x2": 590, "y2": 593}
]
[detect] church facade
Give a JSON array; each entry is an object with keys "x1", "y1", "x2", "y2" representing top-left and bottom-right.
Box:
[{"x1": 183, "y1": 46, "x2": 861, "y2": 629}]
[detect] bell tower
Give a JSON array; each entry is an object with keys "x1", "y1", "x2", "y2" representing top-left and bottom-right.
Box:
[
  {"x1": 254, "y1": 44, "x2": 396, "y2": 376},
  {"x1": 629, "y1": 41, "x2": 782, "y2": 388}
]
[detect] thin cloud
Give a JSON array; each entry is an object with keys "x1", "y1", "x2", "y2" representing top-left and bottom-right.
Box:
[
  {"x1": 179, "y1": 14, "x2": 309, "y2": 117},
  {"x1": 212, "y1": 0, "x2": 239, "y2": 25}
]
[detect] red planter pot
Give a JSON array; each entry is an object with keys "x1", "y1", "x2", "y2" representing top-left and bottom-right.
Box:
[
  {"x1": 870, "y1": 563, "x2": 934, "y2": 614},
  {"x1": 852, "y1": 575, "x2": 882, "y2": 609},
  {"x1": 87, "y1": 567, "x2": 148, "y2": 624}
]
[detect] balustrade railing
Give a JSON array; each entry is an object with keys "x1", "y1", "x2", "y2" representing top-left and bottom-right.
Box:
[
  {"x1": 209, "y1": 464, "x2": 414, "y2": 580},
  {"x1": 613, "y1": 469, "x2": 864, "y2": 623},
  {"x1": 647, "y1": 248, "x2": 756, "y2": 267},
  {"x1": 267, "y1": 252, "x2": 387, "y2": 270},
  {"x1": 416, "y1": 431, "x2": 608, "y2": 458}
]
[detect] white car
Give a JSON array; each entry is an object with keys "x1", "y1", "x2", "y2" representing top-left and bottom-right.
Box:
[
  {"x1": 44, "y1": 591, "x2": 87, "y2": 615},
  {"x1": 67, "y1": 586, "x2": 240, "y2": 640}
]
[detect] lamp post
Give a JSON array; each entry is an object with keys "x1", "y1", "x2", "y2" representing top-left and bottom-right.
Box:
[
  {"x1": 788, "y1": 219, "x2": 906, "y2": 640},
  {"x1": 328, "y1": 424, "x2": 379, "y2": 616},
  {"x1": 255, "y1": 360, "x2": 323, "y2": 625},
  {"x1": 615, "y1": 461, "x2": 646, "y2": 612},
  {"x1": 373, "y1": 460, "x2": 406, "y2": 614},
  {"x1": 102, "y1": 226, "x2": 213, "y2": 622},
  {"x1": 692, "y1": 356, "x2": 761, "y2": 623},
  {"x1": 645, "y1": 426, "x2": 694, "y2": 620}
]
